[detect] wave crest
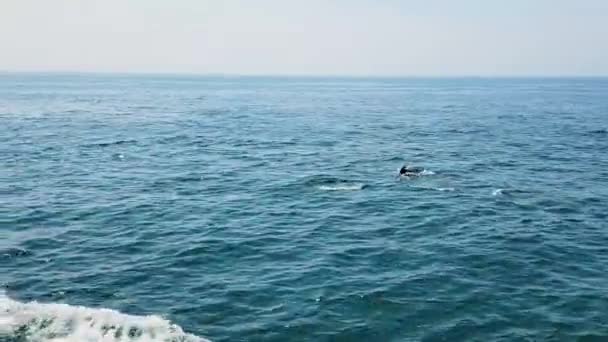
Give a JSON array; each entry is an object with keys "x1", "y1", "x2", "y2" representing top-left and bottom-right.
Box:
[
  {"x1": 0, "y1": 292, "x2": 209, "y2": 342},
  {"x1": 300, "y1": 175, "x2": 366, "y2": 192},
  {"x1": 318, "y1": 183, "x2": 365, "y2": 191}
]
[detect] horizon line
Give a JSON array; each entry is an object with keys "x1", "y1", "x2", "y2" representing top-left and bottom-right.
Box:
[{"x1": 1, "y1": 69, "x2": 608, "y2": 79}]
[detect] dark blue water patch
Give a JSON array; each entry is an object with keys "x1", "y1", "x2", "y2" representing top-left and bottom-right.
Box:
[
  {"x1": 0, "y1": 248, "x2": 33, "y2": 260},
  {"x1": 587, "y1": 128, "x2": 607, "y2": 135},
  {"x1": 84, "y1": 139, "x2": 139, "y2": 148},
  {"x1": 298, "y1": 175, "x2": 367, "y2": 189}
]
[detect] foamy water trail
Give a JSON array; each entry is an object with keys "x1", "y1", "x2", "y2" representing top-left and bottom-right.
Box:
[
  {"x1": 0, "y1": 291, "x2": 209, "y2": 342},
  {"x1": 318, "y1": 183, "x2": 365, "y2": 191},
  {"x1": 410, "y1": 186, "x2": 455, "y2": 192}
]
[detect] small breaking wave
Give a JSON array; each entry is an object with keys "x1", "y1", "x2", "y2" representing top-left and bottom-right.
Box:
[
  {"x1": 300, "y1": 175, "x2": 366, "y2": 192},
  {"x1": 492, "y1": 188, "x2": 534, "y2": 197},
  {"x1": 318, "y1": 183, "x2": 365, "y2": 191},
  {"x1": 410, "y1": 186, "x2": 455, "y2": 192},
  {"x1": 0, "y1": 291, "x2": 209, "y2": 342}
]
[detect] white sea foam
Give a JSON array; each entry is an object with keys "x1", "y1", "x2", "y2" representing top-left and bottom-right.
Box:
[
  {"x1": 398, "y1": 169, "x2": 435, "y2": 179},
  {"x1": 0, "y1": 291, "x2": 209, "y2": 342},
  {"x1": 318, "y1": 183, "x2": 365, "y2": 191},
  {"x1": 410, "y1": 186, "x2": 455, "y2": 192},
  {"x1": 492, "y1": 189, "x2": 504, "y2": 196}
]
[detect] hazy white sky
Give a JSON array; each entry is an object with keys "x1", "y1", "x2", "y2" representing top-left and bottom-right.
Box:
[{"x1": 1, "y1": 0, "x2": 607, "y2": 76}]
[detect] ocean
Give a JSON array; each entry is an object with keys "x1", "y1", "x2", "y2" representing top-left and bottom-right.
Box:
[{"x1": 1, "y1": 74, "x2": 608, "y2": 341}]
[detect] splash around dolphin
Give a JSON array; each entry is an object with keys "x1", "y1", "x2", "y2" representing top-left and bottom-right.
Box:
[{"x1": 398, "y1": 165, "x2": 426, "y2": 178}]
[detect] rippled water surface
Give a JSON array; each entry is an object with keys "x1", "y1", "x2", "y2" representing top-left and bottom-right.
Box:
[{"x1": 2, "y1": 74, "x2": 608, "y2": 341}]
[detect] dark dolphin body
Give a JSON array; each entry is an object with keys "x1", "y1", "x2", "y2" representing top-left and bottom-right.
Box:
[{"x1": 399, "y1": 165, "x2": 424, "y2": 177}]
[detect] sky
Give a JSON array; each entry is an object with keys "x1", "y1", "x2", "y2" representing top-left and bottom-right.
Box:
[{"x1": 1, "y1": 0, "x2": 607, "y2": 76}]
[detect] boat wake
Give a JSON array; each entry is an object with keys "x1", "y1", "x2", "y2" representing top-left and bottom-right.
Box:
[{"x1": 0, "y1": 291, "x2": 209, "y2": 342}]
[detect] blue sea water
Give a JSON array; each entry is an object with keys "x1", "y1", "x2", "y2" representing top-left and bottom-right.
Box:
[{"x1": 1, "y1": 74, "x2": 608, "y2": 342}]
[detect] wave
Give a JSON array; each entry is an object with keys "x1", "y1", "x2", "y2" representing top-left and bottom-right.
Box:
[
  {"x1": 1, "y1": 248, "x2": 32, "y2": 259},
  {"x1": 0, "y1": 291, "x2": 209, "y2": 342},
  {"x1": 299, "y1": 175, "x2": 366, "y2": 192},
  {"x1": 85, "y1": 139, "x2": 138, "y2": 148},
  {"x1": 411, "y1": 186, "x2": 455, "y2": 192},
  {"x1": 318, "y1": 183, "x2": 365, "y2": 191},
  {"x1": 492, "y1": 188, "x2": 535, "y2": 197}
]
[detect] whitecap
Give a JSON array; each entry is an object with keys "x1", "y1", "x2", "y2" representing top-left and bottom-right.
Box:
[
  {"x1": 0, "y1": 291, "x2": 209, "y2": 342},
  {"x1": 398, "y1": 169, "x2": 435, "y2": 179},
  {"x1": 410, "y1": 186, "x2": 454, "y2": 192},
  {"x1": 492, "y1": 189, "x2": 504, "y2": 196},
  {"x1": 318, "y1": 183, "x2": 365, "y2": 191}
]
